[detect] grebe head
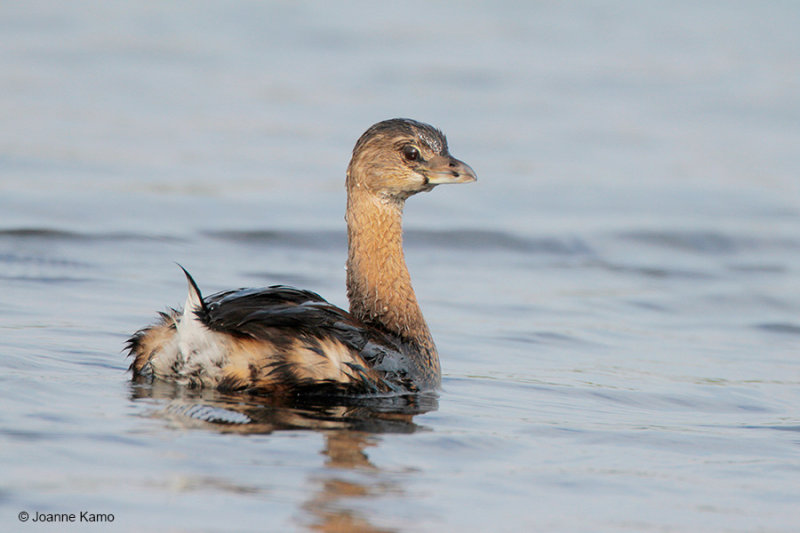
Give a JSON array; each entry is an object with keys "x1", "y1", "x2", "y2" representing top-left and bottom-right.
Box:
[{"x1": 347, "y1": 118, "x2": 477, "y2": 202}]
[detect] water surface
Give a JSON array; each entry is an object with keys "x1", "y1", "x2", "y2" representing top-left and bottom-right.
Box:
[{"x1": 1, "y1": 2, "x2": 799, "y2": 532}]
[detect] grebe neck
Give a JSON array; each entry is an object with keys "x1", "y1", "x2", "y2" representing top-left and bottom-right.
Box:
[{"x1": 345, "y1": 186, "x2": 436, "y2": 359}]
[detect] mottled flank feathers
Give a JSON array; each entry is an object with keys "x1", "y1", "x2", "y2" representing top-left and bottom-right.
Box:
[{"x1": 127, "y1": 273, "x2": 425, "y2": 396}]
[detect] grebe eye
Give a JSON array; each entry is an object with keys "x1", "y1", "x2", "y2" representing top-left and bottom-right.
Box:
[{"x1": 402, "y1": 145, "x2": 420, "y2": 162}]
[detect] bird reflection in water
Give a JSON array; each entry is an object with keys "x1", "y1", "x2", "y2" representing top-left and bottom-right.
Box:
[{"x1": 130, "y1": 378, "x2": 436, "y2": 532}]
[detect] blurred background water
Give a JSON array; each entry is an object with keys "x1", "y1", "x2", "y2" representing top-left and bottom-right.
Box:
[{"x1": 1, "y1": 1, "x2": 799, "y2": 531}]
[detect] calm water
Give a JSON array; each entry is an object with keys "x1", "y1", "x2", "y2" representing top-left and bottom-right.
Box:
[{"x1": 2, "y1": 2, "x2": 799, "y2": 532}]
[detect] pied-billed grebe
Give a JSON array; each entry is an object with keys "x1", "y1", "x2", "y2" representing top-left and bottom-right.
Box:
[{"x1": 127, "y1": 118, "x2": 476, "y2": 396}]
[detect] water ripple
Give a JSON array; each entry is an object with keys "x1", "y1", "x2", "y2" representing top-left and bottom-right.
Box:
[
  {"x1": 589, "y1": 258, "x2": 716, "y2": 279},
  {"x1": 205, "y1": 228, "x2": 592, "y2": 254},
  {"x1": 0, "y1": 227, "x2": 183, "y2": 242},
  {"x1": 619, "y1": 230, "x2": 800, "y2": 254},
  {"x1": 755, "y1": 323, "x2": 800, "y2": 335}
]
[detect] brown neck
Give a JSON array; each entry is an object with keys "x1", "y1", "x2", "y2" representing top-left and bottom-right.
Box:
[{"x1": 345, "y1": 186, "x2": 437, "y2": 360}]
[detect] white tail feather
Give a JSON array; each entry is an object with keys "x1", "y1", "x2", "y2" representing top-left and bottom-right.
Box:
[{"x1": 173, "y1": 267, "x2": 228, "y2": 381}]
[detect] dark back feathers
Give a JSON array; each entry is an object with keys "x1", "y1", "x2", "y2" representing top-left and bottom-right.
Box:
[{"x1": 197, "y1": 285, "x2": 417, "y2": 389}]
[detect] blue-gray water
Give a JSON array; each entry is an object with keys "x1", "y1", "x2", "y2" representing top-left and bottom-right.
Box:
[{"x1": 2, "y1": 2, "x2": 799, "y2": 532}]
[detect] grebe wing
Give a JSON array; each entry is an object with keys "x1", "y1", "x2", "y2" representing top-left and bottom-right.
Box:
[
  {"x1": 200, "y1": 285, "x2": 379, "y2": 352},
  {"x1": 195, "y1": 268, "x2": 418, "y2": 388},
  {"x1": 130, "y1": 270, "x2": 415, "y2": 395}
]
